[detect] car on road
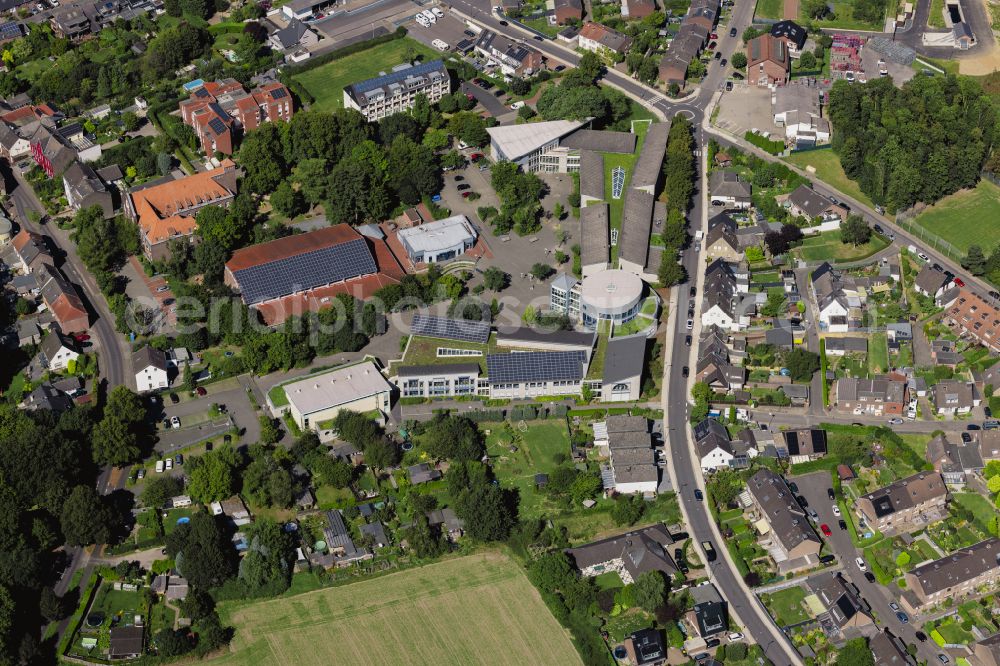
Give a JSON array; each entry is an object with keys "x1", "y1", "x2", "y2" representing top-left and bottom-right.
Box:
[
  {"x1": 682, "y1": 366, "x2": 689, "y2": 377},
  {"x1": 915, "y1": 631, "x2": 927, "y2": 642},
  {"x1": 702, "y1": 541, "x2": 717, "y2": 562},
  {"x1": 709, "y1": 32, "x2": 718, "y2": 39},
  {"x1": 962, "y1": 432, "x2": 973, "y2": 443},
  {"x1": 533, "y1": 34, "x2": 543, "y2": 40},
  {"x1": 969, "y1": 424, "x2": 982, "y2": 430},
  {"x1": 694, "y1": 489, "x2": 704, "y2": 501},
  {"x1": 864, "y1": 571, "x2": 876, "y2": 583},
  {"x1": 721, "y1": 58, "x2": 727, "y2": 66},
  {"x1": 832, "y1": 504, "x2": 841, "y2": 516},
  {"x1": 839, "y1": 519, "x2": 847, "y2": 530},
  {"x1": 889, "y1": 602, "x2": 900, "y2": 611},
  {"x1": 789, "y1": 481, "x2": 799, "y2": 493},
  {"x1": 955, "y1": 277, "x2": 965, "y2": 287},
  {"x1": 896, "y1": 611, "x2": 909, "y2": 623},
  {"x1": 873, "y1": 224, "x2": 884, "y2": 234},
  {"x1": 686, "y1": 319, "x2": 693, "y2": 329},
  {"x1": 498, "y1": 19, "x2": 508, "y2": 25},
  {"x1": 827, "y1": 488, "x2": 836, "y2": 500},
  {"x1": 690, "y1": 286, "x2": 696, "y2": 297},
  {"x1": 918, "y1": 252, "x2": 930, "y2": 262},
  {"x1": 855, "y1": 557, "x2": 867, "y2": 570},
  {"x1": 821, "y1": 523, "x2": 832, "y2": 536},
  {"x1": 685, "y1": 335, "x2": 692, "y2": 346},
  {"x1": 170, "y1": 416, "x2": 180, "y2": 429},
  {"x1": 714, "y1": 51, "x2": 721, "y2": 60},
  {"x1": 729, "y1": 27, "x2": 737, "y2": 37},
  {"x1": 888, "y1": 417, "x2": 904, "y2": 425}
]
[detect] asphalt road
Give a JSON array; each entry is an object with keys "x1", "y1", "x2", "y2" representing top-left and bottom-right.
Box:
[{"x1": 792, "y1": 472, "x2": 942, "y2": 664}]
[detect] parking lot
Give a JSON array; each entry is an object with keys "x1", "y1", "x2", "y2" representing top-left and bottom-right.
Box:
[
  {"x1": 713, "y1": 85, "x2": 778, "y2": 138},
  {"x1": 150, "y1": 377, "x2": 261, "y2": 454},
  {"x1": 406, "y1": 10, "x2": 474, "y2": 53},
  {"x1": 311, "y1": 0, "x2": 423, "y2": 47}
]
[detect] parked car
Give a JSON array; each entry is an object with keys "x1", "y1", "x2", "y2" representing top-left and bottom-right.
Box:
[
  {"x1": 821, "y1": 524, "x2": 832, "y2": 537},
  {"x1": 864, "y1": 571, "x2": 876, "y2": 583},
  {"x1": 461, "y1": 191, "x2": 474, "y2": 198},
  {"x1": 174, "y1": 453, "x2": 183, "y2": 465},
  {"x1": 788, "y1": 481, "x2": 799, "y2": 493},
  {"x1": 714, "y1": 51, "x2": 722, "y2": 60},
  {"x1": 706, "y1": 638, "x2": 721, "y2": 648},
  {"x1": 170, "y1": 416, "x2": 180, "y2": 429},
  {"x1": 73, "y1": 333, "x2": 91, "y2": 342},
  {"x1": 725, "y1": 81, "x2": 733, "y2": 91},
  {"x1": 889, "y1": 601, "x2": 900, "y2": 611},
  {"x1": 136, "y1": 467, "x2": 145, "y2": 480},
  {"x1": 796, "y1": 495, "x2": 808, "y2": 507},
  {"x1": 457, "y1": 184, "x2": 471, "y2": 191},
  {"x1": 455, "y1": 175, "x2": 464, "y2": 181},
  {"x1": 827, "y1": 488, "x2": 836, "y2": 500},
  {"x1": 694, "y1": 489, "x2": 704, "y2": 501},
  {"x1": 962, "y1": 432, "x2": 973, "y2": 443},
  {"x1": 155, "y1": 460, "x2": 164, "y2": 473},
  {"x1": 819, "y1": 554, "x2": 836, "y2": 564},
  {"x1": 969, "y1": 424, "x2": 982, "y2": 430},
  {"x1": 991, "y1": 290, "x2": 1000, "y2": 301},
  {"x1": 709, "y1": 32, "x2": 718, "y2": 39},
  {"x1": 685, "y1": 335, "x2": 692, "y2": 346},
  {"x1": 838, "y1": 519, "x2": 847, "y2": 530},
  {"x1": 195, "y1": 387, "x2": 207, "y2": 396},
  {"x1": 721, "y1": 58, "x2": 727, "y2": 66},
  {"x1": 690, "y1": 286, "x2": 696, "y2": 297},
  {"x1": 686, "y1": 319, "x2": 693, "y2": 329},
  {"x1": 954, "y1": 277, "x2": 965, "y2": 287},
  {"x1": 682, "y1": 366, "x2": 689, "y2": 377},
  {"x1": 832, "y1": 504, "x2": 841, "y2": 516},
  {"x1": 855, "y1": 557, "x2": 867, "y2": 570},
  {"x1": 727, "y1": 632, "x2": 744, "y2": 641},
  {"x1": 808, "y1": 508, "x2": 818, "y2": 520},
  {"x1": 165, "y1": 458, "x2": 173, "y2": 470},
  {"x1": 169, "y1": 392, "x2": 179, "y2": 404},
  {"x1": 915, "y1": 631, "x2": 927, "y2": 642},
  {"x1": 896, "y1": 611, "x2": 909, "y2": 623},
  {"x1": 888, "y1": 417, "x2": 904, "y2": 425},
  {"x1": 729, "y1": 27, "x2": 737, "y2": 37},
  {"x1": 938, "y1": 655, "x2": 950, "y2": 664}
]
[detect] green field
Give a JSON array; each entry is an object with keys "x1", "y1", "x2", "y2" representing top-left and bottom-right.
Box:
[
  {"x1": 928, "y1": 0, "x2": 946, "y2": 26},
  {"x1": 485, "y1": 419, "x2": 573, "y2": 517},
  {"x1": 293, "y1": 38, "x2": 443, "y2": 112},
  {"x1": 793, "y1": 231, "x2": 890, "y2": 262},
  {"x1": 807, "y1": 0, "x2": 887, "y2": 30},
  {"x1": 784, "y1": 149, "x2": 875, "y2": 208},
  {"x1": 755, "y1": 0, "x2": 783, "y2": 19},
  {"x1": 953, "y1": 492, "x2": 1000, "y2": 535},
  {"x1": 868, "y1": 332, "x2": 889, "y2": 374},
  {"x1": 763, "y1": 586, "x2": 811, "y2": 626},
  {"x1": 910, "y1": 180, "x2": 1000, "y2": 254},
  {"x1": 400, "y1": 333, "x2": 496, "y2": 373},
  {"x1": 212, "y1": 553, "x2": 581, "y2": 666}
]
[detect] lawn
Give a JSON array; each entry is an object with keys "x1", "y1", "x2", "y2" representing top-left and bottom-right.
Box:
[
  {"x1": 792, "y1": 231, "x2": 890, "y2": 262},
  {"x1": 868, "y1": 332, "x2": 889, "y2": 374},
  {"x1": 586, "y1": 322, "x2": 611, "y2": 379},
  {"x1": 952, "y1": 492, "x2": 1000, "y2": 535},
  {"x1": 807, "y1": 0, "x2": 887, "y2": 30},
  {"x1": 293, "y1": 38, "x2": 443, "y2": 113},
  {"x1": 928, "y1": 0, "x2": 946, "y2": 27},
  {"x1": 485, "y1": 419, "x2": 573, "y2": 518},
  {"x1": 212, "y1": 552, "x2": 581, "y2": 666},
  {"x1": 401, "y1": 334, "x2": 495, "y2": 373},
  {"x1": 910, "y1": 180, "x2": 1000, "y2": 255},
  {"x1": 755, "y1": 0, "x2": 783, "y2": 18},
  {"x1": 763, "y1": 586, "x2": 811, "y2": 626},
  {"x1": 784, "y1": 149, "x2": 875, "y2": 208}
]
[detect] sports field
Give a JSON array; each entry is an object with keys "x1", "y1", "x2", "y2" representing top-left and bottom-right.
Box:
[
  {"x1": 910, "y1": 179, "x2": 1000, "y2": 254},
  {"x1": 293, "y1": 38, "x2": 442, "y2": 113},
  {"x1": 210, "y1": 553, "x2": 581, "y2": 666}
]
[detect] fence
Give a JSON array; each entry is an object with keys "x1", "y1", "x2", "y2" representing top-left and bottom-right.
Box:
[{"x1": 894, "y1": 211, "x2": 964, "y2": 265}]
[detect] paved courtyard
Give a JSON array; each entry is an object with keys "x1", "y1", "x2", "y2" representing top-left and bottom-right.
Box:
[{"x1": 713, "y1": 84, "x2": 779, "y2": 138}]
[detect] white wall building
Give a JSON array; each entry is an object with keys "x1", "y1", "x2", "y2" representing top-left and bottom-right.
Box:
[
  {"x1": 281, "y1": 361, "x2": 392, "y2": 430},
  {"x1": 133, "y1": 346, "x2": 169, "y2": 393},
  {"x1": 343, "y1": 60, "x2": 450, "y2": 122}
]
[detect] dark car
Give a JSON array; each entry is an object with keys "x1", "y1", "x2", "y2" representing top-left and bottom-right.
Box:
[
  {"x1": 819, "y1": 554, "x2": 836, "y2": 564},
  {"x1": 685, "y1": 335, "x2": 692, "y2": 346},
  {"x1": 796, "y1": 495, "x2": 808, "y2": 507},
  {"x1": 827, "y1": 488, "x2": 836, "y2": 500},
  {"x1": 498, "y1": 19, "x2": 508, "y2": 25},
  {"x1": 694, "y1": 489, "x2": 704, "y2": 501},
  {"x1": 706, "y1": 638, "x2": 721, "y2": 648},
  {"x1": 169, "y1": 392, "x2": 179, "y2": 404},
  {"x1": 682, "y1": 366, "x2": 689, "y2": 377},
  {"x1": 702, "y1": 541, "x2": 717, "y2": 562},
  {"x1": 915, "y1": 631, "x2": 927, "y2": 642},
  {"x1": 839, "y1": 519, "x2": 847, "y2": 530},
  {"x1": 969, "y1": 424, "x2": 982, "y2": 430},
  {"x1": 690, "y1": 286, "x2": 697, "y2": 297},
  {"x1": 687, "y1": 308, "x2": 694, "y2": 318},
  {"x1": 864, "y1": 571, "x2": 876, "y2": 583},
  {"x1": 674, "y1": 547, "x2": 684, "y2": 562},
  {"x1": 729, "y1": 27, "x2": 737, "y2": 37},
  {"x1": 962, "y1": 432, "x2": 973, "y2": 443},
  {"x1": 708, "y1": 41, "x2": 717, "y2": 50},
  {"x1": 725, "y1": 80, "x2": 733, "y2": 91},
  {"x1": 714, "y1": 51, "x2": 722, "y2": 60},
  {"x1": 457, "y1": 184, "x2": 471, "y2": 191},
  {"x1": 533, "y1": 34, "x2": 543, "y2": 41},
  {"x1": 732, "y1": 71, "x2": 744, "y2": 80},
  {"x1": 991, "y1": 290, "x2": 1000, "y2": 301},
  {"x1": 455, "y1": 175, "x2": 464, "y2": 181},
  {"x1": 896, "y1": 611, "x2": 909, "y2": 623},
  {"x1": 789, "y1": 481, "x2": 799, "y2": 494},
  {"x1": 174, "y1": 453, "x2": 183, "y2": 465},
  {"x1": 721, "y1": 58, "x2": 727, "y2": 66}
]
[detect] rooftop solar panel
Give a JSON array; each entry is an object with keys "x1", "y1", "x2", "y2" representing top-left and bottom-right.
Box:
[
  {"x1": 208, "y1": 117, "x2": 228, "y2": 134},
  {"x1": 411, "y1": 314, "x2": 490, "y2": 344},
  {"x1": 350, "y1": 59, "x2": 446, "y2": 95},
  {"x1": 487, "y1": 351, "x2": 586, "y2": 384},
  {"x1": 271, "y1": 88, "x2": 287, "y2": 99},
  {"x1": 234, "y1": 237, "x2": 377, "y2": 305}
]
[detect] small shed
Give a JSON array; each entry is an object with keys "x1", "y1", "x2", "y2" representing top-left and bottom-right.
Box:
[
  {"x1": 534, "y1": 473, "x2": 549, "y2": 488},
  {"x1": 837, "y1": 464, "x2": 855, "y2": 481}
]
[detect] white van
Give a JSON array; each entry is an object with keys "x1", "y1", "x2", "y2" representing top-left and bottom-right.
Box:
[
  {"x1": 421, "y1": 9, "x2": 436, "y2": 22},
  {"x1": 431, "y1": 6, "x2": 444, "y2": 17},
  {"x1": 510, "y1": 100, "x2": 525, "y2": 110},
  {"x1": 432, "y1": 39, "x2": 449, "y2": 51},
  {"x1": 415, "y1": 14, "x2": 429, "y2": 26}
]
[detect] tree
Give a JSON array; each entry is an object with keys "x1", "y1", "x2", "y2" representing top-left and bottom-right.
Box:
[
  {"x1": 239, "y1": 124, "x2": 288, "y2": 194},
  {"x1": 761, "y1": 291, "x2": 786, "y2": 317},
  {"x1": 531, "y1": 263, "x2": 555, "y2": 281},
  {"x1": 186, "y1": 446, "x2": 241, "y2": 504},
  {"x1": 895, "y1": 551, "x2": 910, "y2": 567},
  {"x1": 657, "y1": 258, "x2": 685, "y2": 287},
  {"x1": 633, "y1": 570, "x2": 668, "y2": 612},
  {"x1": 745, "y1": 246, "x2": 765, "y2": 262},
  {"x1": 483, "y1": 267, "x2": 508, "y2": 292},
  {"x1": 799, "y1": 50, "x2": 817, "y2": 70},
  {"x1": 765, "y1": 231, "x2": 790, "y2": 256},
  {"x1": 834, "y1": 638, "x2": 874, "y2": 666},
  {"x1": 39, "y1": 587, "x2": 68, "y2": 622},
  {"x1": 141, "y1": 476, "x2": 183, "y2": 509},
  {"x1": 422, "y1": 414, "x2": 485, "y2": 461},
  {"x1": 964, "y1": 245, "x2": 987, "y2": 275},
  {"x1": 611, "y1": 495, "x2": 646, "y2": 526},
  {"x1": 259, "y1": 415, "x2": 281, "y2": 445},
  {"x1": 731, "y1": 51, "x2": 747, "y2": 69},
  {"x1": 92, "y1": 386, "x2": 146, "y2": 466},
  {"x1": 154, "y1": 628, "x2": 192, "y2": 656},
  {"x1": 803, "y1": 0, "x2": 829, "y2": 18},
  {"x1": 363, "y1": 438, "x2": 399, "y2": 471},
  {"x1": 166, "y1": 512, "x2": 238, "y2": 589},
  {"x1": 61, "y1": 485, "x2": 112, "y2": 546},
  {"x1": 988, "y1": 475, "x2": 1000, "y2": 494},
  {"x1": 840, "y1": 215, "x2": 872, "y2": 246},
  {"x1": 448, "y1": 111, "x2": 489, "y2": 147},
  {"x1": 270, "y1": 181, "x2": 305, "y2": 218},
  {"x1": 785, "y1": 347, "x2": 821, "y2": 382}
]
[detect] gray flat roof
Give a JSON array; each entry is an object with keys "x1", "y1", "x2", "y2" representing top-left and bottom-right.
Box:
[
  {"x1": 561, "y1": 128, "x2": 637, "y2": 154},
  {"x1": 604, "y1": 334, "x2": 647, "y2": 384},
  {"x1": 630, "y1": 122, "x2": 670, "y2": 191},
  {"x1": 497, "y1": 326, "x2": 597, "y2": 350},
  {"x1": 619, "y1": 188, "x2": 655, "y2": 266},
  {"x1": 395, "y1": 363, "x2": 481, "y2": 377},
  {"x1": 580, "y1": 203, "x2": 610, "y2": 267},
  {"x1": 579, "y1": 150, "x2": 605, "y2": 201}
]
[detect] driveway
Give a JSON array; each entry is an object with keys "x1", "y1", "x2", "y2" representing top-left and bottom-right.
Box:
[
  {"x1": 791, "y1": 471, "x2": 939, "y2": 664},
  {"x1": 460, "y1": 81, "x2": 514, "y2": 120}
]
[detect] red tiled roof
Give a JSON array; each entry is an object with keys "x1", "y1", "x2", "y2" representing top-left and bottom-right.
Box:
[{"x1": 226, "y1": 224, "x2": 363, "y2": 272}]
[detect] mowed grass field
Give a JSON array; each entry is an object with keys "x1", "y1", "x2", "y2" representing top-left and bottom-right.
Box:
[
  {"x1": 210, "y1": 552, "x2": 581, "y2": 666},
  {"x1": 911, "y1": 180, "x2": 1000, "y2": 254},
  {"x1": 293, "y1": 38, "x2": 442, "y2": 113},
  {"x1": 792, "y1": 230, "x2": 889, "y2": 262},
  {"x1": 784, "y1": 149, "x2": 875, "y2": 208}
]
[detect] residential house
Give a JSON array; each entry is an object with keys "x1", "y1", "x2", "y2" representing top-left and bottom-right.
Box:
[
  {"x1": 903, "y1": 538, "x2": 1000, "y2": 610},
  {"x1": 869, "y1": 631, "x2": 914, "y2": 665},
  {"x1": 782, "y1": 110, "x2": 831, "y2": 146},
  {"x1": 709, "y1": 170, "x2": 752, "y2": 208},
  {"x1": 624, "y1": 629, "x2": 666, "y2": 666},
  {"x1": 945, "y1": 289, "x2": 1000, "y2": 352},
  {"x1": 554, "y1": 0, "x2": 584, "y2": 23},
  {"x1": 701, "y1": 259, "x2": 751, "y2": 331},
  {"x1": 35, "y1": 263, "x2": 89, "y2": 333},
  {"x1": 689, "y1": 583, "x2": 728, "y2": 638},
  {"x1": 886, "y1": 322, "x2": 913, "y2": 344},
  {"x1": 427, "y1": 508, "x2": 465, "y2": 540},
  {"x1": 913, "y1": 265, "x2": 953, "y2": 303},
  {"x1": 578, "y1": 22, "x2": 632, "y2": 56},
  {"x1": 925, "y1": 433, "x2": 984, "y2": 487},
  {"x1": 855, "y1": 472, "x2": 948, "y2": 534},
  {"x1": 0, "y1": 122, "x2": 30, "y2": 160},
  {"x1": 566, "y1": 523, "x2": 676, "y2": 584},
  {"x1": 782, "y1": 428, "x2": 827, "y2": 464},
  {"x1": 475, "y1": 30, "x2": 544, "y2": 76},
  {"x1": 25, "y1": 120, "x2": 99, "y2": 178},
  {"x1": 11, "y1": 229, "x2": 51, "y2": 274},
  {"x1": 408, "y1": 463, "x2": 441, "y2": 485},
  {"x1": 972, "y1": 633, "x2": 1000, "y2": 666},
  {"x1": 63, "y1": 161, "x2": 113, "y2": 218},
  {"x1": 129, "y1": 160, "x2": 239, "y2": 262},
  {"x1": 769, "y1": 19, "x2": 807, "y2": 55},
  {"x1": 132, "y1": 345, "x2": 169, "y2": 393},
  {"x1": 180, "y1": 79, "x2": 294, "y2": 155},
  {"x1": 747, "y1": 34, "x2": 791, "y2": 86},
  {"x1": 604, "y1": 416, "x2": 658, "y2": 494},
  {"x1": 930, "y1": 339, "x2": 962, "y2": 367},
  {"x1": 343, "y1": 60, "x2": 450, "y2": 122},
  {"x1": 38, "y1": 331, "x2": 81, "y2": 372},
  {"x1": 108, "y1": 626, "x2": 144, "y2": 659},
  {"x1": 21, "y1": 383, "x2": 73, "y2": 413},
  {"x1": 809, "y1": 572, "x2": 875, "y2": 635},
  {"x1": 746, "y1": 468, "x2": 822, "y2": 571},
  {"x1": 269, "y1": 17, "x2": 320, "y2": 51},
  {"x1": 705, "y1": 213, "x2": 741, "y2": 260},
  {"x1": 315, "y1": 509, "x2": 372, "y2": 567},
  {"x1": 694, "y1": 418, "x2": 734, "y2": 471},
  {"x1": 812, "y1": 262, "x2": 860, "y2": 332},
  {"x1": 834, "y1": 375, "x2": 909, "y2": 416},
  {"x1": 933, "y1": 380, "x2": 980, "y2": 415},
  {"x1": 359, "y1": 521, "x2": 390, "y2": 549},
  {"x1": 623, "y1": 0, "x2": 656, "y2": 18},
  {"x1": 824, "y1": 336, "x2": 868, "y2": 356},
  {"x1": 783, "y1": 185, "x2": 848, "y2": 222}
]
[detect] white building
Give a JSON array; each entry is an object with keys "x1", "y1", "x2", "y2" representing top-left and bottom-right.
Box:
[
  {"x1": 39, "y1": 332, "x2": 80, "y2": 372},
  {"x1": 486, "y1": 350, "x2": 588, "y2": 400},
  {"x1": 280, "y1": 361, "x2": 392, "y2": 430},
  {"x1": 342, "y1": 60, "x2": 450, "y2": 122},
  {"x1": 486, "y1": 119, "x2": 588, "y2": 172},
  {"x1": 133, "y1": 345, "x2": 169, "y2": 393},
  {"x1": 396, "y1": 215, "x2": 478, "y2": 264},
  {"x1": 550, "y1": 269, "x2": 645, "y2": 330},
  {"x1": 694, "y1": 418, "x2": 735, "y2": 472},
  {"x1": 393, "y1": 362, "x2": 481, "y2": 399}
]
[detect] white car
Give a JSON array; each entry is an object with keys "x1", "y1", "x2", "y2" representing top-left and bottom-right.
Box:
[
  {"x1": 918, "y1": 252, "x2": 930, "y2": 262},
  {"x1": 170, "y1": 416, "x2": 181, "y2": 429},
  {"x1": 855, "y1": 557, "x2": 867, "y2": 571},
  {"x1": 155, "y1": 460, "x2": 164, "y2": 473},
  {"x1": 686, "y1": 319, "x2": 693, "y2": 330},
  {"x1": 727, "y1": 632, "x2": 744, "y2": 642},
  {"x1": 165, "y1": 458, "x2": 173, "y2": 471},
  {"x1": 432, "y1": 38, "x2": 449, "y2": 50},
  {"x1": 832, "y1": 505, "x2": 841, "y2": 516},
  {"x1": 431, "y1": 6, "x2": 444, "y2": 17}
]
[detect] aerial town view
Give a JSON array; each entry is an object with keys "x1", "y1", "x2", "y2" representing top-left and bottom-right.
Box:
[{"x1": 4, "y1": 0, "x2": 1000, "y2": 661}]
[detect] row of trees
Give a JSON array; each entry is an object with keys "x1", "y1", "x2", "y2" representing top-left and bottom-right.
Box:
[
  {"x1": 828, "y1": 75, "x2": 996, "y2": 213},
  {"x1": 657, "y1": 114, "x2": 695, "y2": 287}
]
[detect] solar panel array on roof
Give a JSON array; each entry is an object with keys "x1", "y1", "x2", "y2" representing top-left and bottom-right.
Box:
[
  {"x1": 208, "y1": 117, "x2": 227, "y2": 135},
  {"x1": 194, "y1": 87, "x2": 210, "y2": 98},
  {"x1": 233, "y1": 237, "x2": 377, "y2": 305},
  {"x1": 351, "y1": 60, "x2": 446, "y2": 95},
  {"x1": 487, "y1": 351, "x2": 586, "y2": 383},
  {"x1": 271, "y1": 87, "x2": 287, "y2": 99},
  {"x1": 0, "y1": 22, "x2": 21, "y2": 39},
  {"x1": 411, "y1": 314, "x2": 490, "y2": 344}
]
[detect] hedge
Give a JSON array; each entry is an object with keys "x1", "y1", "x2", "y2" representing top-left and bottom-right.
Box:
[{"x1": 744, "y1": 131, "x2": 785, "y2": 155}]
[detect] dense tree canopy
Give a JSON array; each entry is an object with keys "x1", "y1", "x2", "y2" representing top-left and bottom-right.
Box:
[{"x1": 829, "y1": 75, "x2": 995, "y2": 212}]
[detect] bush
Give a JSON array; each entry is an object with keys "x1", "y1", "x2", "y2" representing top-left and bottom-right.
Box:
[{"x1": 744, "y1": 131, "x2": 785, "y2": 155}]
